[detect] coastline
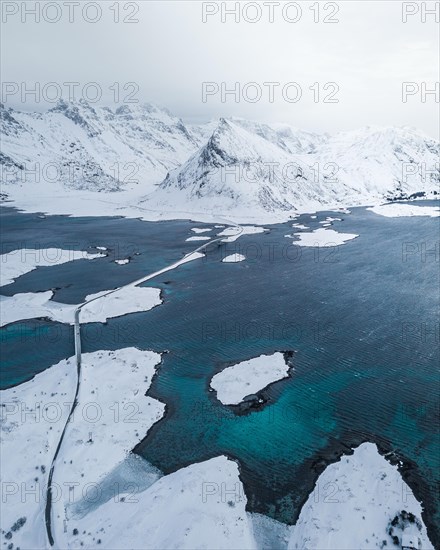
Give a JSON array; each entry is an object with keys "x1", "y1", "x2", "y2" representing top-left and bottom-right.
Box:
[
  {"x1": 1, "y1": 200, "x2": 438, "y2": 548},
  {"x1": 2, "y1": 189, "x2": 439, "y2": 226}
]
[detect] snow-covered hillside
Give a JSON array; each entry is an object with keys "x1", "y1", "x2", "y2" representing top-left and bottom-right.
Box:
[
  {"x1": 314, "y1": 126, "x2": 440, "y2": 202},
  {"x1": 150, "y1": 121, "x2": 439, "y2": 218},
  {"x1": 1, "y1": 101, "x2": 438, "y2": 220},
  {"x1": 150, "y1": 118, "x2": 322, "y2": 217},
  {"x1": 0, "y1": 100, "x2": 200, "y2": 192},
  {"x1": 231, "y1": 117, "x2": 327, "y2": 155}
]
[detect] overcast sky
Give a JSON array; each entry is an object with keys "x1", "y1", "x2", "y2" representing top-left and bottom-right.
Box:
[{"x1": 2, "y1": 1, "x2": 439, "y2": 137}]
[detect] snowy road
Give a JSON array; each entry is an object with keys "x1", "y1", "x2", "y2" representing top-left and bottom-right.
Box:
[{"x1": 45, "y1": 218, "x2": 242, "y2": 547}]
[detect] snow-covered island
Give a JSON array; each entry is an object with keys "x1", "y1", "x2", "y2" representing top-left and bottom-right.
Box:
[
  {"x1": 292, "y1": 228, "x2": 359, "y2": 247},
  {"x1": 210, "y1": 352, "x2": 293, "y2": 406}
]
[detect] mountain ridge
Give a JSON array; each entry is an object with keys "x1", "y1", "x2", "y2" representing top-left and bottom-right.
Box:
[{"x1": 1, "y1": 100, "x2": 439, "y2": 217}]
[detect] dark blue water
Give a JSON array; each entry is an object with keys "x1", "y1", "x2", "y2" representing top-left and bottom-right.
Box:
[{"x1": 1, "y1": 203, "x2": 439, "y2": 544}]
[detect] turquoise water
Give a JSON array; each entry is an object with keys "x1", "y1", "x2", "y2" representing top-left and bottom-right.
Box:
[{"x1": 1, "y1": 203, "x2": 439, "y2": 544}]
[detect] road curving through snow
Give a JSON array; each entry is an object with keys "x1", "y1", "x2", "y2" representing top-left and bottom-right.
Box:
[{"x1": 44, "y1": 213, "x2": 242, "y2": 547}]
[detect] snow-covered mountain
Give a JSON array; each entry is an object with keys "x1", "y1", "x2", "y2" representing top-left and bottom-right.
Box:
[
  {"x1": 1, "y1": 100, "x2": 438, "y2": 218},
  {"x1": 149, "y1": 119, "x2": 439, "y2": 217},
  {"x1": 231, "y1": 117, "x2": 327, "y2": 155},
  {"x1": 0, "y1": 100, "x2": 201, "y2": 191},
  {"x1": 314, "y1": 126, "x2": 440, "y2": 202},
  {"x1": 149, "y1": 118, "x2": 325, "y2": 217}
]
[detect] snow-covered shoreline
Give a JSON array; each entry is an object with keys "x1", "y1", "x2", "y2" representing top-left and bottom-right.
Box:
[
  {"x1": 0, "y1": 285, "x2": 162, "y2": 327},
  {"x1": 286, "y1": 442, "x2": 434, "y2": 549},
  {"x1": 3, "y1": 191, "x2": 438, "y2": 226},
  {"x1": 0, "y1": 245, "x2": 207, "y2": 329},
  {"x1": 2, "y1": 377, "x2": 434, "y2": 550},
  {"x1": 52, "y1": 348, "x2": 166, "y2": 547},
  {"x1": 0, "y1": 247, "x2": 105, "y2": 287},
  {"x1": 1, "y1": 193, "x2": 438, "y2": 548},
  {"x1": 367, "y1": 203, "x2": 440, "y2": 218},
  {"x1": 1, "y1": 347, "x2": 435, "y2": 549},
  {"x1": 58, "y1": 455, "x2": 256, "y2": 550},
  {"x1": 0, "y1": 347, "x2": 166, "y2": 550}
]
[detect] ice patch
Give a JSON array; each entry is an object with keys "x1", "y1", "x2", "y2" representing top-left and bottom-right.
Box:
[
  {"x1": 222, "y1": 254, "x2": 246, "y2": 263},
  {"x1": 186, "y1": 236, "x2": 211, "y2": 241},
  {"x1": 291, "y1": 223, "x2": 308, "y2": 230},
  {"x1": 218, "y1": 225, "x2": 267, "y2": 243},
  {"x1": 191, "y1": 227, "x2": 212, "y2": 233}
]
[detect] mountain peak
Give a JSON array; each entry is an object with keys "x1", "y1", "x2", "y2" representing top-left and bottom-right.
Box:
[
  {"x1": 48, "y1": 98, "x2": 100, "y2": 137},
  {"x1": 50, "y1": 97, "x2": 95, "y2": 113},
  {"x1": 2, "y1": 101, "x2": 439, "y2": 214}
]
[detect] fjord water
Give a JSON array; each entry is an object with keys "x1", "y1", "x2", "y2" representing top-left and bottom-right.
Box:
[{"x1": 1, "y1": 203, "x2": 439, "y2": 544}]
